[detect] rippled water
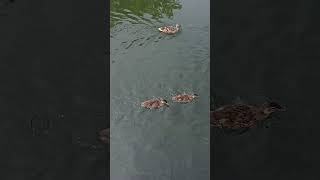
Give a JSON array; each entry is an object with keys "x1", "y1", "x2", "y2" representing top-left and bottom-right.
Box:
[{"x1": 110, "y1": 0, "x2": 210, "y2": 179}]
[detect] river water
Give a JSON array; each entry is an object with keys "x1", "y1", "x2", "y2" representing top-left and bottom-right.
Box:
[{"x1": 110, "y1": 0, "x2": 210, "y2": 179}]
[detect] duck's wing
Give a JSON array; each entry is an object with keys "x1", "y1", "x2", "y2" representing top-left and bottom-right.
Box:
[
  {"x1": 211, "y1": 104, "x2": 255, "y2": 126},
  {"x1": 158, "y1": 26, "x2": 169, "y2": 32},
  {"x1": 185, "y1": 95, "x2": 194, "y2": 101},
  {"x1": 142, "y1": 99, "x2": 156, "y2": 106},
  {"x1": 172, "y1": 95, "x2": 191, "y2": 103},
  {"x1": 150, "y1": 100, "x2": 161, "y2": 108},
  {"x1": 172, "y1": 95, "x2": 183, "y2": 100},
  {"x1": 167, "y1": 26, "x2": 176, "y2": 31}
]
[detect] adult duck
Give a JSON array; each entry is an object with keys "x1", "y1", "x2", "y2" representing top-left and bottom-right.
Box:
[
  {"x1": 211, "y1": 101, "x2": 285, "y2": 129},
  {"x1": 158, "y1": 24, "x2": 181, "y2": 34},
  {"x1": 141, "y1": 98, "x2": 169, "y2": 109},
  {"x1": 172, "y1": 93, "x2": 199, "y2": 103}
]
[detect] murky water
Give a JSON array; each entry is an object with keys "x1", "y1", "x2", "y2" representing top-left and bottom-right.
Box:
[{"x1": 110, "y1": 0, "x2": 210, "y2": 179}]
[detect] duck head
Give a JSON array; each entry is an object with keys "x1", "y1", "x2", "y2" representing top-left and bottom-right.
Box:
[
  {"x1": 160, "y1": 99, "x2": 169, "y2": 107},
  {"x1": 175, "y1": 24, "x2": 181, "y2": 29},
  {"x1": 261, "y1": 101, "x2": 286, "y2": 115}
]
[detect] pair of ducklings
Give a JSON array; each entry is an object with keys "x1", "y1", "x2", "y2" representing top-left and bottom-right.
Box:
[
  {"x1": 141, "y1": 93, "x2": 199, "y2": 109},
  {"x1": 97, "y1": 25, "x2": 181, "y2": 144}
]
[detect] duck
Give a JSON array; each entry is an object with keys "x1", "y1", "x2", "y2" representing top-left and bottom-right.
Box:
[
  {"x1": 141, "y1": 98, "x2": 169, "y2": 109},
  {"x1": 172, "y1": 93, "x2": 199, "y2": 103},
  {"x1": 211, "y1": 101, "x2": 285, "y2": 129},
  {"x1": 158, "y1": 24, "x2": 181, "y2": 34},
  {"x1": 98, "y1": 128, "x2": 109, "y2": 144}
]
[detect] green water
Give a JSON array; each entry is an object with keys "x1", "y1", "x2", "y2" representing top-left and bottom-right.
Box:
[{"x1": 110, "y1": 0, "x2": 210, "y2": 179}]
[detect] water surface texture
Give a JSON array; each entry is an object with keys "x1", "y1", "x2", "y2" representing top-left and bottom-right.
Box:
[{"x1": 110, "y1": 0, "x2": 210, "y2": 179}]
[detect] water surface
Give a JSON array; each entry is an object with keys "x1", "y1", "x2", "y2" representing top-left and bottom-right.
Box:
[{"x1": 110, "y1": 0, "x2": 210, "y2": 179}]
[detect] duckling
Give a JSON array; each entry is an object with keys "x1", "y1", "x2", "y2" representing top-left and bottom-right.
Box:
[
  {"x1": 172, "y1": 93, "x2": 199, "y2": 103},
  {"x1": 211, "y1": 101, "x2": 285, "y2": 129},
  {"x1": 158, "y1": 24, "x2": 181, "y2": 34},
  {"x1": 98, "y1": 128, "x2": 109, "y2": 144},
  {"x1": 141, "y1": 98, "x2": 169, "y2": 109}
]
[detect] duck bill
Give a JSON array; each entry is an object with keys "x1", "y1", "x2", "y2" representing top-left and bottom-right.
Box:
[{"x1": 165, "y1": 103, "x2": 169, "y2": 107}]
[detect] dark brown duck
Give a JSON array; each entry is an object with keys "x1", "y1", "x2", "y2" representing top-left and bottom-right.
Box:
[{"x1": 211, "y1": 101, "x2": 285, "y2": 129}]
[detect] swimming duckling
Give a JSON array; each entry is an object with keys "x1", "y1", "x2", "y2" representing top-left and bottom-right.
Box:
[
  {"x1": 158, "y1": 24, "x2": 181, "y2": 34},
  {"x1": 172, "y1": 93, "x2": 199, "y2": 103},
  {"x1": 141, "y1": 98, "x2": 169, "y2": 109},
  {"x1": 98, "y1": 128, "x2": 109, "y2": 144},
  {"x1": 211, "y1": 101, "x2": 285, "y2": 129}
]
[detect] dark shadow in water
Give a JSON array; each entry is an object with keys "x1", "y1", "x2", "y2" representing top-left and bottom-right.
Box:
[{"x1": 111, "y1": 0, "x2": 182, "y2": 27}]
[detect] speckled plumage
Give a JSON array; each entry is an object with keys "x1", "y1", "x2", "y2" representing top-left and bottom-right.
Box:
[
  {"x1": 141, "y1": 98, "x2": 169, "y2": 109},
  {"x1": 211, "y1": 102, "x2": 285, "y2": 129},
  {"x1": 158, "y1": 24, "x2": 181, "y2": 34},
  {"x1": 172, "y1": 93, "x2": 199, "y2": 103}
]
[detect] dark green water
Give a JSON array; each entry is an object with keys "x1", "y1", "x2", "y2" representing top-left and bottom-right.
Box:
[{"x1": 110, "y1": 0, "x2": 210, "y2": 179}]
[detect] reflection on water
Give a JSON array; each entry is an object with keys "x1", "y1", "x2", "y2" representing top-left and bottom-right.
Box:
[
  {"x1": 110, "y1": 0, "x2": 182, "y2": 27},
  {"x1": 111, "y1": 0, "x2": 210, "y2": 179}
]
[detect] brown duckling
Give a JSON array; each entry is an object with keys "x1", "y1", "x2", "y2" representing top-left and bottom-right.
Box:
[
  {"x1": 172, "y1": 93, "x2": 199, "y2": 103},
  {"x1": 98, "y1": 128, "x2": 109, "y2": 144},
  {"x1": 141, "y1": 98, "x2": 169, "y2": 109},
  {"x1": 158, "y1": 24, "x2": 181, "y2": 34},
  {"x1": 211, "y1": 101, "x2": 285, "y2": 129}
]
